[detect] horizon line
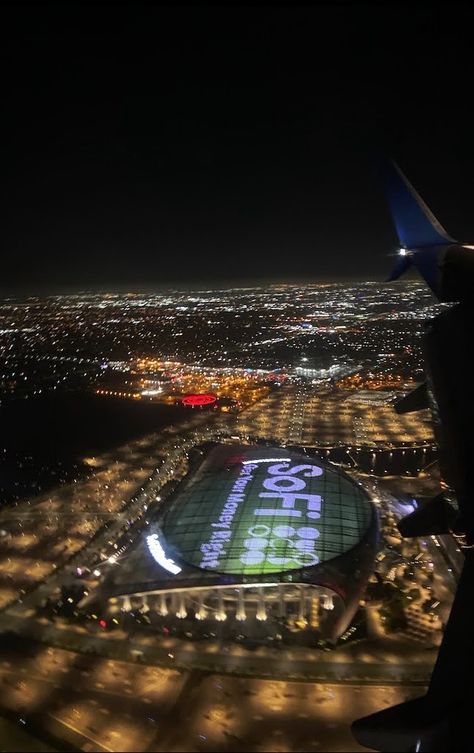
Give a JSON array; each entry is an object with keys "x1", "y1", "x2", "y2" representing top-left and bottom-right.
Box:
[{"x1": 1, "y1": 274, "x2": 423, "y2": 299}]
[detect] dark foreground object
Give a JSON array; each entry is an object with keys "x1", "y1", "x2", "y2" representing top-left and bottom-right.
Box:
[{"x1": 353, "y1": 302, "x2": 474, "y2": 751}]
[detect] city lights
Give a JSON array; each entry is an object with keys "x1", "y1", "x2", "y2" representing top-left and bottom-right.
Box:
[{"x1": 0, "y1": 281, "x2": 452, "y2": 752}]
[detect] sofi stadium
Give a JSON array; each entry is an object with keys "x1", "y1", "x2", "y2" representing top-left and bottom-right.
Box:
[{"x1": 93, "y1": 444, "x2": 378, "y2": 642}]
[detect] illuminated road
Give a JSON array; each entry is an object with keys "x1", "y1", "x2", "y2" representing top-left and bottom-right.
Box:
[
  {"x1": 0, "y1": 608, "x2": 435, "y2": 686},
  {"x1": 0, "y1": 641, "x2": 426, "y2": 753}
]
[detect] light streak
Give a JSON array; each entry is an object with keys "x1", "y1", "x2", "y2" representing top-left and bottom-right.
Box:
[{"x1": 146, "y1": 533, "x2": 182, "y2": 574}]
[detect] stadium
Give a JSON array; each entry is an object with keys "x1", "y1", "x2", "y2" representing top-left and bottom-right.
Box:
[{"x1": 91, "y1": 443, "x2": 378, "y2": 643}]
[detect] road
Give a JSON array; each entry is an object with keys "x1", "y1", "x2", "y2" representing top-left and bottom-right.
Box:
[
  {"x1": 0, "y1": 640, "x2": 426, "y2": 753},
  {"x1": 0, "y1": 609, "x2": 435, "y2": 685}
]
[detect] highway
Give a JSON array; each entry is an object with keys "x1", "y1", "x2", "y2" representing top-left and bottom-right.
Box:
[
  {"x1": 0, "y1": 638, "x2": 427, "y2": 753},
  {"x1": 0, "y1": 608, "x2": 435, "y2": 686}
]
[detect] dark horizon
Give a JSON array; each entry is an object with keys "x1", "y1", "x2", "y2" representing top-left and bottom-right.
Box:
[
  {"x1": 0, "y1": 273, "x2": 424, "y2": 299},
  {"x1": 3, "y1": 3, "x2": 474, "y2": 294}
]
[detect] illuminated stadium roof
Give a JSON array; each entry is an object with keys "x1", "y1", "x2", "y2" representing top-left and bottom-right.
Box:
[
  {"x1": 161, "y1": 445, "x2": 373, "y2": 577},
  {"x1": 88, "y1": 442, "x2": 377, "y2": 641}
]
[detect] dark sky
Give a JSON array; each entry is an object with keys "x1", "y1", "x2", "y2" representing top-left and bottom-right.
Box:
[{"x1": 3, "y1": 2, "x2": 474, "y2": 293}]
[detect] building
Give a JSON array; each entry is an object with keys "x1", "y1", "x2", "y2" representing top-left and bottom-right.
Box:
[{"x1": 87, "y1": 443, "x2": 378, "y2": 643}]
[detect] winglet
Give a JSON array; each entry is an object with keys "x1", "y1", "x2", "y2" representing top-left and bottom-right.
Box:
[
  {"x1": 383, "y1": 160, "x2": 455, "y2": 249},
  {"x1": 387, "y1": 251, "x2": 411, "y2": 282}
]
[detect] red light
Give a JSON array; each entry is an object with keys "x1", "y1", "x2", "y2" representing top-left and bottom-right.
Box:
[
  {"x1": 99, "y1": 619, "x2": 107, "y2": 629},
  {"x1": 181, "y1": 394, "x2": 217, "y2": 407}
]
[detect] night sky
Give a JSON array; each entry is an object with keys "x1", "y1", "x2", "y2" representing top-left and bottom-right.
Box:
[{"x1": 3, "y1": 3, "x2": 474, "y2": 293}]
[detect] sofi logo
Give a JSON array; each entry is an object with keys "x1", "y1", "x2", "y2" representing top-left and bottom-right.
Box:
[
  {"x1": 239, "y1": 462, "x2": 324, "y2": 569},
  {"x1": 240, "y1": 524, "x2": 320, "y2": 568},
  {"x1": 255, "y1": 462, "x2": 323, "y2": 520}
]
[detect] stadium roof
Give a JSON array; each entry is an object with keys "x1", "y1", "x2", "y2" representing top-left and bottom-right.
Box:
[
  {"x1": 162, "y1": 444, "x2": 373, "y2": 577},
  {"x1": 91, "y1": 443, "x2": 377, "y2": 605}
]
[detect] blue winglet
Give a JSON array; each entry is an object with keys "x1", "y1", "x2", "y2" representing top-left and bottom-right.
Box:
[
  {"x1": 387, "y1": 253, "x2": 411, "y2": 282},
  {"x1": 383, "y1": 160, "x2": 455, "y2": 249}
]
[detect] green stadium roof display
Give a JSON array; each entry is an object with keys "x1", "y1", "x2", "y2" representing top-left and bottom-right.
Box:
[{"x1": 162, "y1": 445, "x2": 373, "y2": 577}]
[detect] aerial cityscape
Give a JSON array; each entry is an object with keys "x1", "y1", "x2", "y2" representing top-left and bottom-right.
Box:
[
  {"x1": 0, "y1": 280, "x2": 460, "y2": 751},
  {"x1": 2, "y1": 2, "x2": 474, "y2": 751}
]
